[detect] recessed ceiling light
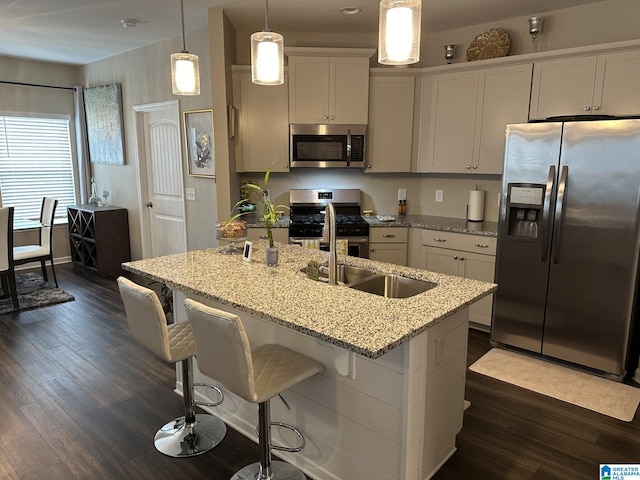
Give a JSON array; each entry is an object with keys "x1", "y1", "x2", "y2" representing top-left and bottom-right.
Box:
[{"x1": 339, "y1": 7, "x2": 362, "y2": 15}]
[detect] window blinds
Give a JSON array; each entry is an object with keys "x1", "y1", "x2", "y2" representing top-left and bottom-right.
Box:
[{"x1": 0, "y1": 115, "x2": 76, "y2": 221}]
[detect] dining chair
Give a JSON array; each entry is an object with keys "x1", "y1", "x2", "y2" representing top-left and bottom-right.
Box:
[
  {"x1": 14, "y1": 197, "x2": 58, "y2": 287},
  {"x1": 0, "y1": 207, "x2": 19, "y2": 309}
]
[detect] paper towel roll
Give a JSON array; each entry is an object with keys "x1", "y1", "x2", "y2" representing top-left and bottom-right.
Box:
[{"x1": 467, "y1": 190, "x2": 485, "y2": 222}]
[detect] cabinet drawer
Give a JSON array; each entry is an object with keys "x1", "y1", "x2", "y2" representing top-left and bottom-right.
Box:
[
  {"x1": 369, "y1": 227, "x2": 408, "y2": 243},
  {"x1": 421, "y1": 230, "x2": 496, "y2": 255}
]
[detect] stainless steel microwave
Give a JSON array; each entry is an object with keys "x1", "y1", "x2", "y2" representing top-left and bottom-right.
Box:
[{"x1": 289, "y1": 124, "x2": 366, "y2": 168}]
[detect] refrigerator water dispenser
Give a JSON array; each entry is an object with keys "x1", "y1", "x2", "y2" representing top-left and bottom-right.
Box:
[{"x1": 506, "y1": 184, "x2": 544, "y2": 239}]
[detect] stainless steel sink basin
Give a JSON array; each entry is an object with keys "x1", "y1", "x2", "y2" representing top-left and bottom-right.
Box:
[
  {"x1": 347, "y1": 274, "x2": 437, "y2": 298},
  {"x1": 302, "y1": 264, "x2": 376, "y2": 284}
]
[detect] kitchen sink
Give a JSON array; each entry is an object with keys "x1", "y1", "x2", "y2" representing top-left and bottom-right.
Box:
[
  {"x1": 302, "y1": 264, "x2": 376, "y2": 284},
  {"x1": 347, "y1": 274, "x2": 437, "y2": 298}
]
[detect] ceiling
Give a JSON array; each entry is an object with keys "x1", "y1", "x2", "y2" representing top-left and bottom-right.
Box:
[{"x1": 1, "y1": 0, "x2": 606, "y2": 66}]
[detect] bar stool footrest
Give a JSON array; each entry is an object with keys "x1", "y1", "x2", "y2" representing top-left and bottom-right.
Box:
[
  {"x1": 192, "y1": 383, "x2": 224, "y2": 407},
  {"x1": 269, "y1": 422, "x2": 305, "y2": 453}
]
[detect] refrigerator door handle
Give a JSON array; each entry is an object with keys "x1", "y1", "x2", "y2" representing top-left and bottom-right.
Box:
[
  {"x1": 552, "y1": 165, "x2": 569, "y2": 264},
  {"x1": 541, "y1": 165, "x2": 556, "y2": 263}
]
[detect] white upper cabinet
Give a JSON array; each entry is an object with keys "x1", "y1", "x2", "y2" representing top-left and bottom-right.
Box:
[
  {"x1": 529, "y1": 50, "x2": 640, "y2": 119},
  {"x1": 233, "y1": 69, "x2": 289, "y2": 173},
  {"x1": 418, "y1": 64, "x2": 532, "y2": 174},
  {"x1": 366, "y1": 74, "x2": 415, "y2": 173},
  {"x1": 287, "y1": 48, "x2": 373, "y2": 124}
]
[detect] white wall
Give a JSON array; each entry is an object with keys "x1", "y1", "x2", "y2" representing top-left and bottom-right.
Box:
[{"x1": 81, "y1": 28, "x2": 216, "y2": 259}]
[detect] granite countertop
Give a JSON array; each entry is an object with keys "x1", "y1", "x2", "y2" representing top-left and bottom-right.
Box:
[
  {"x1": 122, "y1": 242, "x2": 496, "y2": 359},
  {"x1": 241, "y1": 213, "x2": 498, "y2": 237},
  {"x1": 365, "y1": 215, "x2": 498, "y2": 237}
]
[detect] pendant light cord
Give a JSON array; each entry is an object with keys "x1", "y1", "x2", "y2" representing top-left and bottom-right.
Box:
[
  {"x1": 263, "y1": 0, "x2": 270, "y2": 32},
  {"x1": 180, "y1": 0, "x2": 187, "y2": 53}
]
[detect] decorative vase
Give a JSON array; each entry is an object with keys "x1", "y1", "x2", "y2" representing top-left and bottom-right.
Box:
[{"x1": 266, "y1": 247, "x2": 279, "y2": 266}]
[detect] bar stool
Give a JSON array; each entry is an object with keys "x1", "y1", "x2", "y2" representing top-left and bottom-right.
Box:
[
  {"x1": 117, "y1": 277, "x2": 227, "y2": 457},
  {"x1": 185, "y1": 299, "x2": 324, "y2": 480}
]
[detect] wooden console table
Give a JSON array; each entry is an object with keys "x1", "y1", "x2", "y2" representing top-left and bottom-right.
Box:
[{"x1": 67, "y1": 205, "x2": 131, "y2": 276}]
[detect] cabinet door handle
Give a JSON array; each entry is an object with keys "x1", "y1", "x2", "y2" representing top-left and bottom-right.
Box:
[
  {"x1": 453, "y1": 256, "x2": 458, "y2": 260},
  {"x1": 370, "y1": 248, "x2": 375, "y2": 252},
  {"x1": 593, "y1": 105, "x2": 600, "y2": 111},
  {"x1": 584, "y1": 106, "x2": 591, "y2": 111},
  {"x1": 434, "y1": 238, "x2": 447, "y2": 242},
  {"x1": 474, "y1": 243, "x2": 489, "y2": 248},
  {"x1": 145, "y1": 202, "x2": 153, "y2": 208},
  {"x1": 382, "y1": 234, "x2": 396, "y2": 238},
  {"x1": 259, "y1": 235, "x2": 268, "y2": 239},
  {"x1": 459, "y1": 257, "x2": 465, "y2": 261},
  {"x1": 472, "y1": 165, "x2": 478, "y2": 169},
  {"x1": 466, "y1": 165, "x2": 472, "y2": 169},
  {"x1": 329, "y1": 115, "x2": 335, "y2": 120}
]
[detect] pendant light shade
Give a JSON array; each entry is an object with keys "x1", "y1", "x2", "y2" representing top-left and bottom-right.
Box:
[
  {"x1": 171, "y1": 0, "x2": 200, "y2": 95},
  {"x1": 378, "y1": 0, "x2": 422, "y2": 65},
  {"x1": 251, "y1": 0, "x2": 284, "y2": 85}
]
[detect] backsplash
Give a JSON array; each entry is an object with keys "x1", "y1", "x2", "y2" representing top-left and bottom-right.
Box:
[{"x1": 239, "y1": 170, "x2": 502, "y2": 222}]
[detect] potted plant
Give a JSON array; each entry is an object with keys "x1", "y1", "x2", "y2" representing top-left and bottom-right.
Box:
[{"x1": 229, "y1": 168, "x2": 288, "y2": 265}]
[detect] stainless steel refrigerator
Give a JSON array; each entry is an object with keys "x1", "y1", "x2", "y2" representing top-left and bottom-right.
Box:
[{"x1": 491, "y1": 120, "x2": 640, "y2": 379}]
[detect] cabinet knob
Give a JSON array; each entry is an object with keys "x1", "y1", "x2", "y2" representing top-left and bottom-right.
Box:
[
  {"x1": 434, "y1": 238, "x2": 446, "y2": 242},
  {"x1": 259, "y1": 235, "x2": 268, "y2": 239},
  {"x1": 474, "y1": 243, "x2": 489, "y2": 248},
  {"x1": 370, "y1": 248, "x2": 375, "y2": 252},
  {"x1": 459, "y1": 257, "x2": 465, "y2": 261},
  {"x1": 367, "y1": 164, "x2": 372, "y2": 168},
  {"x1": 472, "y1": 165, "x2": 478, "y2": 169},
  {"x1": 584, "y1": 106, "x2": 591, "y2": 111},
  {"x1": 466, "y1": 165, "x2": 472, "y2": 169},
  {"x1": 382, "y1": 234, "x2": 396, "y2": 238},
  {"x1": 284, "y1": 165, "x2": 289, "y2": 169},
  {"x1": 145, "y1": 202, "x2": 153, "y2": 208},
  {"x1": 593, "y1": 105, "x2": 600, "y2": 111},
  {"x1": 322, "y1": 115, "x2": 329, "y2": 120},
  {"x1": 329, "y1": 115, "x2": 335, "y2": 120},
  {"x1": 453, "y1": 256, "x2": 458, "y2": 260}
]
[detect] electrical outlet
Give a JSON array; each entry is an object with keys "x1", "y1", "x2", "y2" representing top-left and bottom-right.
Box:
[
  {"x1": 185, "y1": 188, "x2": 196, "y2": 201},
  {"x1": 435, "y1": 189, "x2": 444, "y2": 203},
  {"x1": 398, "y1": 188, "x2": 407, "y2": 201}
]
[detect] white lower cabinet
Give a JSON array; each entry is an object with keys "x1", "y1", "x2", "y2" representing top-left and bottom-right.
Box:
[
  {"x1": 416, "y1": 230, "x2": 496, "y2": 330},
  {"x1": 369, "y1": 227, "x2": 408, "y2": 266}
]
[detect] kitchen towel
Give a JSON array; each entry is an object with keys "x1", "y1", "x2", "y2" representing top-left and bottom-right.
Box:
[
  {"x1": 467, "y1": 190, "x2": 486, "y2": 222},
  {"x1": 301, "y1": 239, "x2": 320, "y2": 250},
  {"x1": 336, "y1": 239, "x2": 348, "y2": 255}
]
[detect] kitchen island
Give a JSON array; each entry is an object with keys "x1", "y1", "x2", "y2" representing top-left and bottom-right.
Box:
[{"x1": 123, "y1": 242, "x2": 496, "y2": 480}]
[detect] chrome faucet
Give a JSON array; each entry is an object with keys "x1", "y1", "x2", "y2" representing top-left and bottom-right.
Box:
[{"x1": 323, "y1": 202, "x2": 338, "y2": 285}]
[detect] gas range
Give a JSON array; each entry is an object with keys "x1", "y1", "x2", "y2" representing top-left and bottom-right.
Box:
[{"x1": 289, "y1": 189, "x2": 370, "y2": 257}]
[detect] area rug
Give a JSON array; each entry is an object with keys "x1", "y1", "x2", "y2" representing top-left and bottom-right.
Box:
[
  {"x1": 469, "y1": 348, "x2": 640, "y2": 422},
  {"x1": 0, "y1": 273, "x2": 75, "y2": 314}
]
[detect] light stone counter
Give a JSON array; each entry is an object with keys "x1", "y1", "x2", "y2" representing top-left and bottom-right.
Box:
[{"x1": 122, "y1": 242, "x2": 496, "y2": 359}]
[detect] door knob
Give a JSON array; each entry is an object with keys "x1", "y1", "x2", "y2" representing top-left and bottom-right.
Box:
[{"x1": 145, "y1": 202, "x2": 153, "y2": 208}]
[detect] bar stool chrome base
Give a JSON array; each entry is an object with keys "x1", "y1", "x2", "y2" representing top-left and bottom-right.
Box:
[
  {"x1": 231, "y1": 460, "x2": 307, "y2": 480},
  {"x1": 154, "y1": 413, "x2": 227, "y2": 458}
]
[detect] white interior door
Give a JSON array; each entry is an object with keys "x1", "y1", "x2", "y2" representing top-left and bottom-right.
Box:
[{"x1": 134, "y1": 101, "x2": 187, "y2": 258}]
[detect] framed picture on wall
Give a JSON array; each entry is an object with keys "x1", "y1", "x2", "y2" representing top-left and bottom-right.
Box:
[
  {"x1": 84, "y1": 83, "x2": 126, "y2": 165},
  {"x1": 183, "y1": 109, "x2": 215, "y2": 178}
]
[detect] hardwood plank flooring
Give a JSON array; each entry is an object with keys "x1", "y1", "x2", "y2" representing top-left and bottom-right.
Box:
[{"x1": 0, "y1": 263, "x2": 638, "y2": 479}]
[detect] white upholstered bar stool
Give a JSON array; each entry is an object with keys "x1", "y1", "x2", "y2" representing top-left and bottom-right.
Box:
[
  {"x1": 117, "y1": 277, "x2": 227, "y2": 457},
  {"x1": 185, "y1": 299, "x2": 324, "y2": 480}
]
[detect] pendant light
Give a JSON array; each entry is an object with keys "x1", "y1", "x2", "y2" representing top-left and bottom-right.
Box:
[
  {"x1": 171, "y1": 0, "x2": 200, "y2": 95},
  {"x1": 378, "y1": 0, "x2": 422, "y2": 65},
  {"x1": 251, "y1": 0, "x2": 284, "y2": 85}
]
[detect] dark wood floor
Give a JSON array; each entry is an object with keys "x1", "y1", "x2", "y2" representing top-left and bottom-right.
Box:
[{"x1": 1, "y1": 264, "x2": 639, "y2": 480}]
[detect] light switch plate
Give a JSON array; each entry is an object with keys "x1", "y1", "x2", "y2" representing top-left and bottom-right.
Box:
[
  {"x1": 185, "y1": 188, "x2": 196, "y2": 201},
  {"x1": 435, "y1": 190, "x2": 444, "y2": 203}
]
